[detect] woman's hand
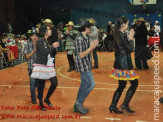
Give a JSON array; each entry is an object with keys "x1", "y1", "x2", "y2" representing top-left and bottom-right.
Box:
[
  {"x1": 52, "y1": 42, "x2": 59, "y2": 48},
  {"x1": 127, "y1": 29, "x2": 135, "y2": 40}
]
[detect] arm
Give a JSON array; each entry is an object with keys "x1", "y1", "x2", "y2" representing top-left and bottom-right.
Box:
[
  {"x1": 121, "y1": 40, "x2": 134, "y2": 53},
  {"x1": 37, "y1": 40, "x2": 54, "y2": 57},
  {"x1": 75, "y1": 38, "x2": 98, "y2": 59},
  {"x1": 79, "y1": 48, "x2": 92, "y2": 59},
  {"x1": 0, "y1": 45, "x2": 8, "y2": 52}
]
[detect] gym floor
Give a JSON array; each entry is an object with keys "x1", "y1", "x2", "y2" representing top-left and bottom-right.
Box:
[{"x1": 0, "y1": 51, "x2": 163, "y2": 122}]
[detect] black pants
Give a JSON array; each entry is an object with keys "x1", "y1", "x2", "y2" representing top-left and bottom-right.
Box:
[
  {"x1": 67, "y1": 54, "x2": 75, "y2": 69},
  {"x1": 92, "y1": 47, "x2": 98, "y2": 67},
  {"x1": 37, "y1": 76, "x2": 58, "y2": 106},
  {"x1": 135, "y1": 45, "x2": 149, "y2": 69}
]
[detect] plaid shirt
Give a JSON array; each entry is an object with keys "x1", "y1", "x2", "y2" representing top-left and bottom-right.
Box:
[
  {"x1": 74, "y1": 33, "x2": 91, "y2": 72},
  {"x1": 24, "y1": 41, "x2": 36, "y2": 70}
]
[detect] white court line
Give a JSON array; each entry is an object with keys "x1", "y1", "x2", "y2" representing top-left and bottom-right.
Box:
[
  {"x1": 105, "y1": 117, "x2": 121, "y2": 120},
  {"x1": 0, "y1": 85, "x2": 161, "y2": 93},
  {"x1": 80, "y1": 116, "x2": 92, "y2": 119},
  {"x1": 136, "y1": 120, "x2": 147, "y2": 122}
]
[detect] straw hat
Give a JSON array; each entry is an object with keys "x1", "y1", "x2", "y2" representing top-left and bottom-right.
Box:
[
  {"x1": 43, "y1": 19, "x2": 53, "y2": 24},
  {"x1": 66, "y1": 21, "x2": 74, "y2": 26},
  {"x1": 89, "y1": 18, "x2": 96, "y2": 24},
  {"x1": 137, "y1": 17, "x2": 145, "y2": 22}
]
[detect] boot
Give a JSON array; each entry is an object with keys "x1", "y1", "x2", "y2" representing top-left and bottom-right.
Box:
[
  {"x1": 135, "y1": 59, "x2": 142, "y2": 70},
  {"x1": 44, "y1": 98, "x2": 53, "y2": 107},
  {"x1": 109, "y1": 92, "x2": 123, "y2": 114},
  {"x1": 38, "y1": 80, "x2": 47, "y2": 111},
  {"x1": 73, "y1": 102, "x2": 88, "y2": 115},
  {"x1": 121, "y1": 90, "x2": 135, "y2": 113}
]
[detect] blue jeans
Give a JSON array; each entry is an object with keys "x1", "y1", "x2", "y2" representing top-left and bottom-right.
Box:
[
  {"x1": 28, "y1": 69, "x2": 38, "y2": 99},
  {"x1": 76, "y1": 71, "x2": 95, "y2": 104}
]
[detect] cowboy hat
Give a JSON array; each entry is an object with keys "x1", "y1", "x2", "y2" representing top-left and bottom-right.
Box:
[
  {"x1": 79, "y1": 18, "x2": 94, "y2": 27},
  {"x1": 137, "y1": 17, "x2": 145, "y2": 22},
  {"x1": 43, "y1": 19, "x2": 53, "y2": 24},
  {"x1": 89, "y1": 18, "x2": 97, "y2": 24},
  {"x1": 66, "y1": 21, "x2": 74, "y2": 26}
]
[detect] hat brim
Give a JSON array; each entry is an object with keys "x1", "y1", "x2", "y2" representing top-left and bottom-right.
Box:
[
  {"x1": 29, "y1": 32, "x2": 39, "y2": 36},
  {"x1": 66, "y1": 24, "x2": 74, "y2": 26},
  {"x1": 81, "y1": 23, "x2": 94, "y2": 27}
]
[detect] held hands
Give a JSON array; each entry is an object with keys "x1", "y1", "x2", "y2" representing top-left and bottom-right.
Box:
[
  {"x1": 90, "y1": 40, "x2": 99, "y2": 50},
  {"x1": 65, "y1": 30, "x2": 70, "y2": 34},
  {"x1": 127, "y1": 29, "x2": 135, "y2": 40},
  {"x1": 52, "y1": 42, "x2": 59, "y2": 48}
]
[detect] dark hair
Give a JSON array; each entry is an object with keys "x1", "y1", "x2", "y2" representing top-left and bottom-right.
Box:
[
  {"x1": 39, "y1": 25, "x2": 48, "y2": 38},
  {"x1": 114, "y1": 16, "x2": 128, "y2": 43},
  {"x1": 78, "y1": 25, "x2": 91, "y2": 32}
]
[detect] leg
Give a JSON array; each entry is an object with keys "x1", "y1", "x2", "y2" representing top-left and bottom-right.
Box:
[
  {"x1": 74, "y1": 71, "x2": 95, "y2": 114},
  {"x1": 70, "y1": 54, "x2": 75, "y2": 70},
  {"x1": 77, "y1": 71, "x2": 95, "y2": 104},
  {"x1": 109, "y1": 80, "x2": 127, "y2": 114},
  {"x1": 92, "y1": 47, "x2": 99, "y2": 68},
  {"x1": 142, "y1": 59, "x2": 149, "y2": 69},
  {"x1": 67, "y1": 54, "x2": 71, "y2": 72},
  {"x1": 121, "y1": 79, "x2": 138, "y2": 113},
  {"x1": 44, "y1": 76, "x2": 58, "y2": 107},
  {"x1": 135, "y1": 45, "x2": 142, "y2": 69},
  {"x1": 37, "y1": 79, "x2": 46, "y2": 111},
  {"x1": 28, "y1": 69, "x2": 37, "y2": 104}
]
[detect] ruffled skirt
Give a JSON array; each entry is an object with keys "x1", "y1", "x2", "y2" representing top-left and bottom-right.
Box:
[
  {"x1": 110, "y1": 68, "x2": 139, "y2": 80},
  {"x1": 31, "y1": 64, "x2": 56, "y2": 80}
]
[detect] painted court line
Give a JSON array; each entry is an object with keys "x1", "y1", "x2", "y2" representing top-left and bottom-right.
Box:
[
  {"x1": 0, "y1": 85, "x2": 161, "y2": 93},
  {"x1": 105, "y1": 117, "x2": 121, "y2": 120}
]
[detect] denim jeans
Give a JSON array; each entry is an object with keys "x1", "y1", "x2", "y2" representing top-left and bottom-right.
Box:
[
  {"x1": 28, "y1": 69, "x2": 38, "y2": 99},
  {"x1": 76, "y1": 71, "x2": 95, "y2": 104}
]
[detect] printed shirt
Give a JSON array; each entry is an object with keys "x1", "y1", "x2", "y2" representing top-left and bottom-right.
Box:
[
  {"x1": 24, "y1": 41, "x2": 36, "y2": 70},
  {"x1": 74, "y1": 33, "x2": 91, "y2": 72}
]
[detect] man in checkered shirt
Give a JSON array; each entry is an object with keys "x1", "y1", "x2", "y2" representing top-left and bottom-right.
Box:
[
  {"x1": 24, "y1": 28, "x2": 38, "y2": 105},
  {"x1": 73, "y1": 19, "x2": 98, "y2": 115}
]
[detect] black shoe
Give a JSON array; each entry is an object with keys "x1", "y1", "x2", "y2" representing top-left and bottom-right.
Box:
[
  {"x1": 109, "y1": 106, "x2": 123, "y2": 114},
  {"x1": 144, "y1": 66, "x2": 149, "y2": 70},
  {"x1": 137, "y1": 67, "x2": 142, "y2": 70},
  {"x1": 44, "y1": 98, "x2": 53, "y2": 107},
  {"x1": 73, "y1": 103, "x2": 88, "y2": 115},
  {"x1": 39, "y1": 104, "x2": 47, "y2": 111},
  {"x1": 92, "y1": 66, "x2": 99, "y2": 69},
  {"x1": 31, "y1": 98, "x2": 37, "y2": 104},
  {"x1": 121, "y1": 105, "x2": 135, "y2": 113},
  {"x1": 159, "y1": 97, "x2": 163, "y2": 104}
]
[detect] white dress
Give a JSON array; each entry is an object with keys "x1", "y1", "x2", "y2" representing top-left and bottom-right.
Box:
[{"x1": 31, "y1": 54, "x2": 56, "y2": 80}]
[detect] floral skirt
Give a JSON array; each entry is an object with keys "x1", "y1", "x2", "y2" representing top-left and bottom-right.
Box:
[
  {"x1": 110, "y1": 68, "x2": 139, "y2": 80},
  {"x1": 31, "y1": 64, "x2": 56, "y2": 80}
]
